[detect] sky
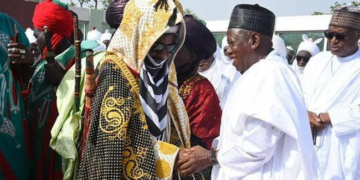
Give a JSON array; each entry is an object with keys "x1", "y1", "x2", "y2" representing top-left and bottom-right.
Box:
[
  {"x1": 179, "y1": 0, "x2": 355, "y2": 20},
  {"x1": 69, "y1": 0, "x2": 356, "y2": 20}
]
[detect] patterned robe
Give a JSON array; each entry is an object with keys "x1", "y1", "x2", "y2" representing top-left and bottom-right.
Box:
[
  {"x1": 0, "y1": 12, "x2": 32, "y2": 180},
  {"x1": 27, "y1": 46, "x2": 76, "y2": 180}
]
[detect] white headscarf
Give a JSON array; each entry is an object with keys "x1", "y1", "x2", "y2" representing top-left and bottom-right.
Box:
[
  {"x1": 199, "y1": 44, "x2": 222, "y2": 89},
  {"x1": 100, "y1": 29, "x2": 112, "y2": 42},
  {"x1": 87, "y1": 28, "x2": 102, "y2": 42},
  {"x1": 272, "y1": 35, "x2": 287, "y2": 61},
  {"x1": 297, "y1": 34, "x2": 322, "y2": 56},
  {"x1": 25, "y1": 28, "x2": 36, "y2": 44}
]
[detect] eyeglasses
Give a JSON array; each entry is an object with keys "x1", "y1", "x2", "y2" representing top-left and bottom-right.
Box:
[
  {"x1": 324, "y1": 30, "x2": 355, "y2": 40},
  {"x1": 150, "y1": 42, "x2": 177, "y2": 54},
  {"x1": 296, "y1": 55, "x2": 310, "y2": 63}
]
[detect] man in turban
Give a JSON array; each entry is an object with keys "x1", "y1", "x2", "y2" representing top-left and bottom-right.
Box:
[
  {"x1": 0, "y1": 12, "x2": 33, "y2": 180},
  {"x1": 174, "y1": 15, "x2": 221, "y2": 179},
  {"x1": 101, "y1": 29, "x2": 112, "y2": 48},
  {"x1": 292, "y1": 34, "x2": 321, "y2": 84},
  {"x1": 77, "y1": 0, "x2": 197, "y2": 179},
  {"x1": 177, "y1": 4, "x2": 317, "y2": 180},
  {"x1": 26, "y1": 0, "x2": 76, "y2": 179},
  {"x1": 303, "y1": 6, "x2": 360, "y2": 179}
]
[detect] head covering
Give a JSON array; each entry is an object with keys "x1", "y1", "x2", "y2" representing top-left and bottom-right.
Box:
[
  {"x1": 165, "y1": 25, "x2": 179, "y2": 34},
  {"x1": 183, "y1": 16, "x2": 216, "y2": 62},
  {"x1": 100, "y1": 29, "x2": 112, "y2": 42},
  {"x1": 107, "y1": 0, "x2": 187, "y2": 141},
  {"x1": 222, "y1": 36, "x2": 228, "y2": 49},
  {"x1": 272, "y1": 35, "x2": 287, "y2": 61},
  {"x1": 25, "y1": 28, "x2": 36, "y2": 44},
  {"x1": 330, "y1": 5, "x2": 360, "y2": 30},
  {"x1": 33, "y1": 0, "x2": 73, "y2": 57},
  {"x1": 106, "y1": 0, "x2": 129, "y2": 29},
  {"x1": 87, "y1": 27, "x2": 102, "y2": 41},
  {"x1": 33, "y1": 0, "x2": 73, "y2": 38},
  {"x1": 297, "y1": 34, "x2": 322, "y2": 56},
  {"x1": 229, "y1": 4, "x2": 275, "y2": 37}
]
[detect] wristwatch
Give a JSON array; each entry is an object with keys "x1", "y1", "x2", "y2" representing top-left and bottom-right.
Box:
[{"x1": 210, "y1": 148, "x2": 218, "y2": 165}]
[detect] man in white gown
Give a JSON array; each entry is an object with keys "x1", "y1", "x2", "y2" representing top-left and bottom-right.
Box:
[
  {"x1": 303, "y1": 6, "x2": 360, "y2": 180},
  {"x1": 177, "y1": 4, "x2": 318, "y2": 180}
]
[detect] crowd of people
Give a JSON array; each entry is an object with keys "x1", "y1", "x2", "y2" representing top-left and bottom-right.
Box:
[{"x1": 1, "y1": 0, "x2": 360, "y2": 179}]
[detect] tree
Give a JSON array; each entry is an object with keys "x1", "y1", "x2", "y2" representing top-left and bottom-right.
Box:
[
  {"x1": 77, "y1": 0, "x2": 90, "y2": 8},
  {"x1": 102, "y1": 0, "x2": 112, "y2": 9},
  {"x1": 184, "y1": 8, "x2": 199, "y2": 19},
  {"x1": 312, "y1": 1, "x2": 360, "y2": 15},
  {"x1": 67, "y1": 0, "x2": 77, "y2": 7}
]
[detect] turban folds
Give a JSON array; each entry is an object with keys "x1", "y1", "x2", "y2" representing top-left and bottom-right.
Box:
[
  {"x1": 183, "y1": 16, "x2": 216, "y2": 62},
  {"x1": 229, "y1": 4, "x2": 275, "y2": 37},
  {"x1": 33, "y1": 0, "x2": 73, "y2": 38},
  {"x1": 32, "y1": 0, "x2": 73, "y2": 57},
  {"x1": 106, "y1": 0, "x2": 129, "y2": 29},
  {"x1": 297, "y1": 34, "x2": 322, "y2": 56}
]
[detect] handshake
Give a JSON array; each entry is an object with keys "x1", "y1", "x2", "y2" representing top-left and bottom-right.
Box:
[{"x1": 175, "y1": 145, "x2": 216, "y2": 176}]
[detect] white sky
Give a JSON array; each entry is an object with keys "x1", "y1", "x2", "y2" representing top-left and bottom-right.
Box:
[{"x1": 69, "y1": 0, "x2": 355, "y2": 20}]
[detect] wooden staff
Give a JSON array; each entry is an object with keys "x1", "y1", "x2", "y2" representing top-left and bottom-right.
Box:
[
  {"x1": 72, "y1": 12, "x2": 81, "y2": 113},
  {"x1": 81, "y1": 50, "x2": 95, "y2": 156},
  {"x1": 44, "y1": 26, "x2": 55, "y2": 64}
]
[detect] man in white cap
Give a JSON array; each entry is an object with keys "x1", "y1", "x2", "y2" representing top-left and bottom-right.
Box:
[
  {"x1": 101, "y1": 29, "x2": 112, "y2": 48},
  {"x1": 293, "y1": 34, "x2": 322, "y2": 84},
  {"x1": 25, "y1": 27, "x2": 41, "y2": 64},
  {"x1": 177, "y1": 4, "x2": 317, "y2": 180},
  {"x1": 303, "y1": 6, "x2": 360, "y2": 179}
]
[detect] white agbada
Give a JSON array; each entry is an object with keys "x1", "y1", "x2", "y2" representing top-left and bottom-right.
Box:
[
  {"x1": 303, "y1": 49, "x2": 360, "y2": 180},
  {"x1": 212, "y1": 50, "x2": 318, "y2": 180}
]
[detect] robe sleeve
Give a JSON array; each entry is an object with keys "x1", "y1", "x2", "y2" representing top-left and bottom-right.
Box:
[
  {"x1": 217, "y1": 116, "x2": 283, "y2": 179},
  {"x1": 185, "y1": 80, "x2": 221, "y2": 149},
  {"x1": 328, "y1": 103, "x2": 360, "y2": 136}
]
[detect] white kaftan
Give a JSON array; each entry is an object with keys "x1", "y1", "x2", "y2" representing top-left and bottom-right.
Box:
[
  {"x1": 303, "y1": 49, "x2": 360, "y2": 180},
  {"x1": 212, "y1": 50, "x2": 318, "y2": 180}
]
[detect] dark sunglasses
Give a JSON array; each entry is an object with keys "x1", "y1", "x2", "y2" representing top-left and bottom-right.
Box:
[
  {"x1": 324, "y1": 30, "x2": 355, "y2": 40},
  {"x1": 296, "y1": 55, "x2": 310, "y2": 62},
  {"x1": 150, "y1": 43, "x2": 177, "y2": 54}
]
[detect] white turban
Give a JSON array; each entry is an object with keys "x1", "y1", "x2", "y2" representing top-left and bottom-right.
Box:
[
  {"x1": 165, "y1": 24, "x2": 179, "y2": 34},
  {"x1": 25, "y1": 28, "x2": 36, "y2": 44},
  {"x1": 87, "y1": 28, "x2": 102, "y2": 42},
  {"x1": 101, "y1": 29, "x2": 112, "y2": 42},
  {"x1": 272, "y1": 35, "x2": 287, "y2": 60},
  {"x1": 222, "y1": 36, "x2": 228, "y2": 49},
  {"x1": 297, "y1": 34, "x2": 322, "y2": 56}
]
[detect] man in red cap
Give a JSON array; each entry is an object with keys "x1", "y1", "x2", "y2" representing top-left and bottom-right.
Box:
[{"x1": 28, "y1": 0, "x2": 74, "y2": 179}]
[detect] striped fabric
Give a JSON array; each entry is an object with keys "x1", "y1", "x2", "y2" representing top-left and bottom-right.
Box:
[{"x1": 139, "y1": 55, "x2": 170, "y2": 139}]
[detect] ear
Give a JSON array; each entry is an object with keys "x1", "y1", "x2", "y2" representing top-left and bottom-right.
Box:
[
  {"x1": 249, "y1": 32, "x2": 260, "y2": 50},
  {"x1": 189, "y1": 52, "x2": 197, "y2": 64}
]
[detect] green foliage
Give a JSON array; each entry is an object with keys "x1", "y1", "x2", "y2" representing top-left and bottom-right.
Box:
[
  {"x1": 184, "y1": 8, "x2": 199, "y2": 19},
  {"x1": 313, "y1": 1, "x2": 360, "y2": 15},
  {"x1": 67, "y1": 0, "x2": 76, "y2": 7}
]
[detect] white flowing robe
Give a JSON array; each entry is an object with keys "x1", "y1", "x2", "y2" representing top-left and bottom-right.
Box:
[
  {"x1": 212, "y1": 50, "x2": 318, "y2": 180},
  {"x1": 303, "y1": 49, "x2": 360, "y2": 180}
]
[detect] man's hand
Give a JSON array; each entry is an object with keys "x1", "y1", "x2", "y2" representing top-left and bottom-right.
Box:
[
  {"x1": 45, "y1": 61, "x2": 66, "y2": 86},
  {"x1": 176, "y1": 146, "x2": 212, "y2": 176},
  {"x1": 308, "y1": 111, "x2": 326, "y2": 131},
  {"x1": 8, "y1": 41, "x2": 34, "y2": 66}
]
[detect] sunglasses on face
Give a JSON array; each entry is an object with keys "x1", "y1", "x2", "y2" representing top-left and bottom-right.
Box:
[
  {"x1": 150, "y1": 42, "x2": 177, "y2": 54},
  {"x1": 296, "y1": 55, "x2": 310, "y2": 63},
  {"x1": 324, "y1": 30, "x2": 355, "y2": 40}
]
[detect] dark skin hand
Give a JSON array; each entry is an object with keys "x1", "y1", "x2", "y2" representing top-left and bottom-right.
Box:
[
  {"x1": 176, "y1": 146, "x2": 213, "y2": 176},
  {"x1": 7, "y1": 40, "x2": 35, "y2": 82},
  {"x1": 308, "y1": 111, "x2": 330, "y2": 131},
  {"x1": 44, "y1": 61, "x2": 66, "y2": 86}
]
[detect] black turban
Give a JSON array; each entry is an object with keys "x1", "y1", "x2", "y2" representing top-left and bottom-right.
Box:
[
  {"x1": 229, "y1": 4, "x2": 275, "y2": 37},
  {"x1": 106, "y1": 0, "x2": 129, "y2": 29},
  {"x1": 183, "y1": 15, "x2": 216, "y2": 62}
]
